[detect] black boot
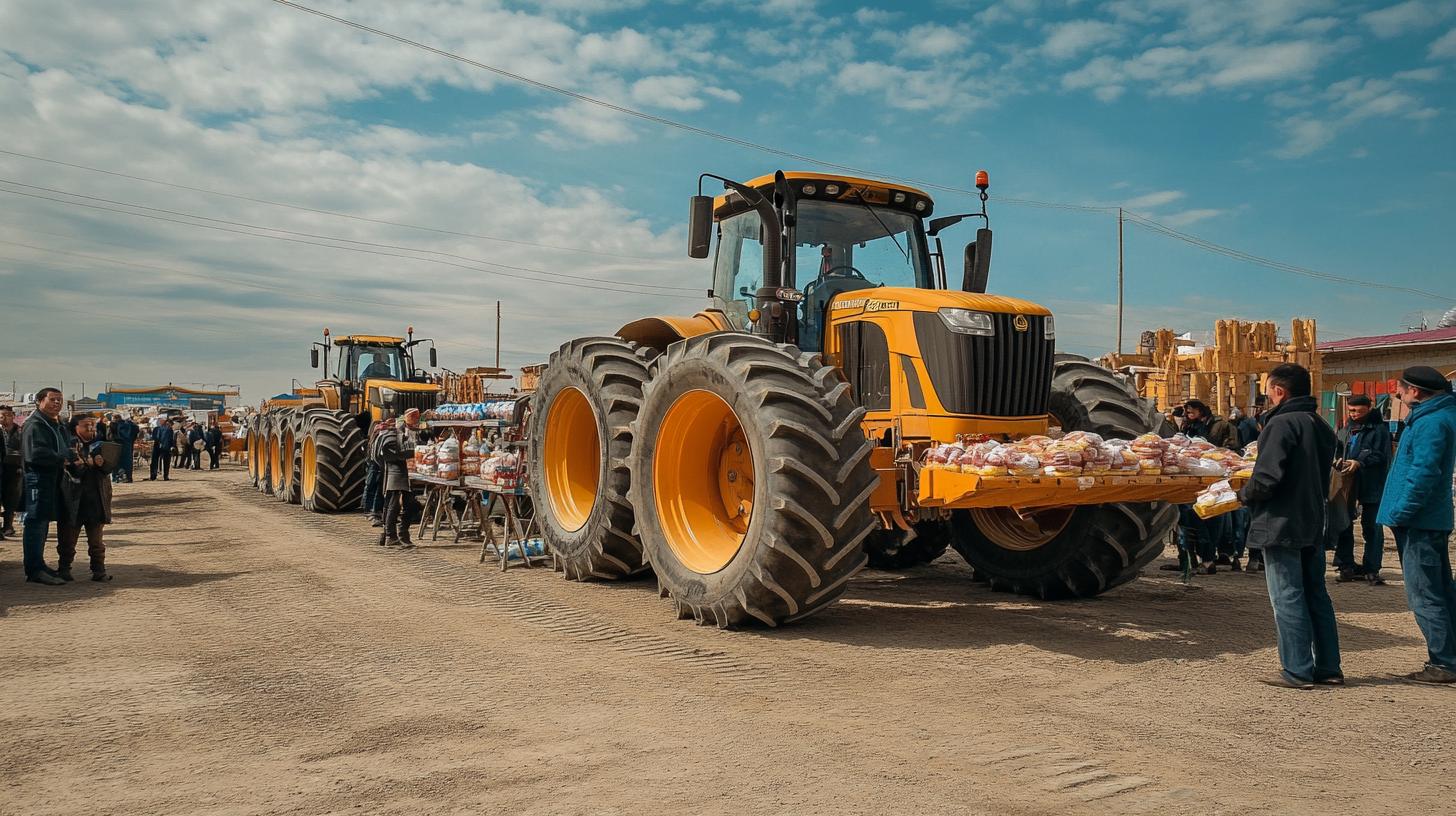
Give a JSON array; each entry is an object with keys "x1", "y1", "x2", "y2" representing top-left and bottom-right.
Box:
[{"x1": 57, "y1": 566, "x2": 75, "y2": 582}]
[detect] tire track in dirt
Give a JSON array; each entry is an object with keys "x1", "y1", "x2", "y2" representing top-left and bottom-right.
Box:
[{"x1": 223, "y1": 479, "x2": 1232, "y2": 815}]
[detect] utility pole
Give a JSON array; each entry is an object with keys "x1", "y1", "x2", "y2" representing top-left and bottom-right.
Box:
[
  {"x1": 495, "y1": 300, "x2": 502, "y2": 370},
  {"x1": 1116, "y1": 207, "x2": 1125, "y2": 355}
]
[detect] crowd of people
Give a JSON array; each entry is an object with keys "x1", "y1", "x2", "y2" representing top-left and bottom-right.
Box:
[
  {"x1": 145, "y1": 415, "x2": 226, "y2": 480},
  {"x1": 0, "y1": 391, "x2": 233, "y2": 586},
  {"x1": 1224, "y1": 364, "x2": 1456, "y2": 688}
]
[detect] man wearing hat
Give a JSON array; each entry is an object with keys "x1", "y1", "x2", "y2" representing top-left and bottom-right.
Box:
[{"x1": 1378, "y1": 365, "x2": 1456, "y2": 685}]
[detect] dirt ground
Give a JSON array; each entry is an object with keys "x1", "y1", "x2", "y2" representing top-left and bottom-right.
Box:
[{"x1": 2, "y1": 467, "x2": 1452, "y2": 816}]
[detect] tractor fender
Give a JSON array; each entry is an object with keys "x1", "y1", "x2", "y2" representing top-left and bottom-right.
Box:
[{"x1": 616, "y1": 311, "x2": 731, "y2": 354}]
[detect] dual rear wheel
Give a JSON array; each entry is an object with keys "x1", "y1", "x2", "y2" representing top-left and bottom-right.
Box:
[{"x1": 528, "y1": 334, "x2": 876, "y2": 627}]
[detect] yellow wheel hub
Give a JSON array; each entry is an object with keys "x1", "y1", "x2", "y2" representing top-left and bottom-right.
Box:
[
  {"x1": 653, "y1": 390, "x2": 753, "y2": 574},
  {"x1": 270, "y1": 433, "x2": 286, "y2": 488},
  {"x1": 301, "y1": 436, "x2": 317, "y2": 501},
  {"x1": 970, "y1": 506, "x2": 1075, "y2": 552},
  {"x1": 544, "y1": 386, "x2": 599, "y2": 532}
]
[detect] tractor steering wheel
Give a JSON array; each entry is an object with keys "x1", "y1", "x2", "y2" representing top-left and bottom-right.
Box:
[{"x1": 822, "y1": 265, "x2": 865, "y2": 280}]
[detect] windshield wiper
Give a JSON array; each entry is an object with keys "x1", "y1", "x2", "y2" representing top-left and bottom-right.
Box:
[{"x1": 850, "y1": 189, "x2": 908, "y2": 262}]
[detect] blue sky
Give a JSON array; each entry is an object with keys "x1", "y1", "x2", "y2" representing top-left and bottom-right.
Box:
[{"x1": 1, "y1": 0, "x2": 1453, "y2": 401}]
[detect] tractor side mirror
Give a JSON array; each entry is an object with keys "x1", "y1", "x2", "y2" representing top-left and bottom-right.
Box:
[
  {"x1": 688, "y1": 195, "x2": 713, "y2": 259},
  {"x1": 429, "y1": 347, "x2": 437, "y2": 368},
  {"x1": 962, "y1": 227, "x2": 993, "y2": 294},
  {"x1": 310, "y1": 348, "x2": 319, "y2": 369}
]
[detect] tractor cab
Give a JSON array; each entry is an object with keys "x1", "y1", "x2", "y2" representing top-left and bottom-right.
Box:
[{"x1": 309, "y1": 329, "x2": 441, "y2": 422}]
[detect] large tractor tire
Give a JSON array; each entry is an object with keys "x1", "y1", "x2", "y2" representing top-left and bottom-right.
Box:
[
  {"x1": 950, "y1": 354, "x2": 1177, "y2": 599},
  {"x1": 629, "y1": 334, "x2": 877, "y2": 628},
  {"x1": 246, "y1": 416, "x2": 262, "y2": 487},
  {"x1": 258, "y1": 418, "x2": 276, "y2": 495},
  {"x1": 527, "y1": 337, "x2": 652, "y2": 580},
  {"x1": 865, "y1": 520, "x2": 951, "y2": 570},
  {"x1": 298, "y1": 408, "x2": 366, "y2": 513},
  {"x1": 271, "y1": 410, "x2": 302, "y2": 504}
]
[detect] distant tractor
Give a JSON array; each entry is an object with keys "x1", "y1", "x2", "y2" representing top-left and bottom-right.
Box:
[
  {"x1": 249, "y1": 329, "x2": 440, "y2": 512},
  {"x1": 528, "y1": 170, "x2": 1183, "y2": 628}
]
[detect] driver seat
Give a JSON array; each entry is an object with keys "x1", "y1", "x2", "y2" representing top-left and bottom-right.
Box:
[{"x1": 802, "y1": 275, "x2": 878, "y2": 350}]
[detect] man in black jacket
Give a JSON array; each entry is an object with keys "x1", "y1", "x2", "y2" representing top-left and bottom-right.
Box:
[
  {"x1": 204, "y1": 419, "x2": 225, "y2": 470},
  {"x1": 1238, "y1": 364, "x2": 1341, "y2": 688},
  {"x1": 20, "y1": 388, "x2": 74, "y2": 585},
  {"x1": 371, "y1": 413, "x2": 417, "y2": 549},
  {"x1": 1333, "y1": 395, "x2": 1392, "y2": 584},
  {"x1": 149, "y1": 419, "x2": 174, "y2": 480}
]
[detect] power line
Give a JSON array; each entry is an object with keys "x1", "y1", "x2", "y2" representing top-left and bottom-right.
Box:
[
  {"x1": 0, "y1": 177, "x2": 698, "y2": 294},
  {"x1": 269, "y1": 0, "x2": 1439, "y2": 304},
  {"x1": 0, "y1": 184, "x2": 701, "y2": 301},
  {"x1": 0, "y1": 147, "x2": 675, "y2": 264},
  {"x1": 1121, "y1": 211, "x2": 1453, "y2": 300}
]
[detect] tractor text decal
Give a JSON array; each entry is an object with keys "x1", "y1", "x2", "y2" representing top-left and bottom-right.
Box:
[{"x1": 831, "y1": 299, "x2": 900, "y2": 312}]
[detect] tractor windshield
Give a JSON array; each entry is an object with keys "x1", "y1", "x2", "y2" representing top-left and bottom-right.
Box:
[
  {"x1": 340, "y1": 345, "x2": 407, "y2": 382},
  {"x1": 712, "y1": 200, "x2": 932, "y2": 350}
]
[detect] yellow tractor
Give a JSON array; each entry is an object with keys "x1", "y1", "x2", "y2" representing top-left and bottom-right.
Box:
[
  {"x1": 250, "y1": 329, "x2": 440, "y2": 512},
  {"x1": 529, "y1": 170, "x2": 1187, "y2": 627}
]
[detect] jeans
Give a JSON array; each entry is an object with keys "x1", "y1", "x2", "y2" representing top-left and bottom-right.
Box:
[
  {"x1": 1394, "y1": 527, "x2": 1456, "y2": 672},
  {"x1": 362, "y1": 461, "x2": 382, "y2": 516},
  {"x1": 22, "y1": 514, "x2": 52, "y2": 577},
  {"x1": 1230, "y1": 507, "x2": 1251, "y2": 558},
  {"x1": 1335, "y1": 501, "x2": 1384, "y2": 573},
  {"x1": 1177, "y1": 505, "x2": 1221, "y2": 562},
  {"x1": 1263, "y1": 545, "x2": 1342, "y2": 682}
]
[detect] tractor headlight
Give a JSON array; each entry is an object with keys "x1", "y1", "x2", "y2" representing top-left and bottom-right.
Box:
[
  {"x1": 1043, "y1": 315, "x2": 1056, "y2": 340},
  {"x1": 938, "y1": 308, "x2": 995, "y2": 336},
  {"x1": 376, "y1": 386, "x2": 399, "y2": 409}
]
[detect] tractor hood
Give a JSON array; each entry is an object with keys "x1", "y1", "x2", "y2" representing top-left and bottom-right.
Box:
[{"x1": 825, "y1": 287, "x2": 1051, "y2": 318}]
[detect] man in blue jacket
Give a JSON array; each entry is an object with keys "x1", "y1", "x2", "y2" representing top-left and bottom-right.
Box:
[
  {"x1": 149, "y1": 418, "x2": 174, "y2": 481},
  {"x1": 1237, "y1": 364, "x2": 1340, "y2": 689},
  {"x1": 1333, "y1": 395, "x2": 1392, "y2": 583},
  {"x1": 1377, "y1": 366, "x2": 1456, "y2": 685}
]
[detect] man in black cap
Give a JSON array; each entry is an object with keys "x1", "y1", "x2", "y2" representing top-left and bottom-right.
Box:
[
  {"x1": 1333, "y1": 394, "x2": 1392, "y2": 583},
  {"x1": 1378, "y1": 365, "x2": 1456, "y2": 684},
  {"x1": 1237, "y1": 363, "x2": 1340, "y2": 688}
]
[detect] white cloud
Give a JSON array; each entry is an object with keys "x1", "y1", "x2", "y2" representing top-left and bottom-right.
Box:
[
  {"x1": 853, "y1": 7, "x2": 896, "y2": 26},
  {"x1": 1431, "y1": 27, "x2": 1456, "y2": 58},
  {"x1": 0, "y1": 61, "x2": 699, "y2": 398},
  {"x1": 1042, "y1": 20, "x2": 1124, "y2": 60},
  {"x1": 537, "y1": 101, "x2": 638, "y2": 145},
  {"x1": 630, "y1": 75, "x2": 706, "y2": 111},
  {"x1": 1161, "y1": 208, "x2": 1225, "y2": 226},
  {"x1": 1360, "y1": 1, "x2": 1449, "y2": 39},
  {"x1": 1122, "y1": 190, "x2": 1185, "y2": 210},
  {"x1": 834, "y1": 61, "x2": 990, "y2": 117},
  {"x1": 1394, "y1": 66, "x2": 1443, "y2": 80}
]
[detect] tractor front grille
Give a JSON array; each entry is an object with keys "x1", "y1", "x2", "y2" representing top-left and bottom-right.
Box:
[
  {"x1": 912, "y1": 311, "x2": 1054, "y2": 417},
  {"x1": 395, "y1": 390, "x2": 439, "y2": 416}
]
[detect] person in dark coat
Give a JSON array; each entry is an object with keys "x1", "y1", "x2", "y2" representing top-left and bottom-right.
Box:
[
  {"x1": 1237, "y1": 364, "x2": 1340, "y2": 689},
  {"x1": 1377, "y1": 366, "x2": 1456, "y2": 685},
  {"x1": 204, "y1": 419, "x2": 225, "y2": 470},
  {"x1": 57, "y1": 415, "x2": 114, "y2": 582},
  {"x1": 149, "y1": 419, "x2": 175, "y2": 480},
  {"x1": 0, "y1": 405, "x2": 23, "y2": 539},
  {"x1": 20, "y1": 388, "x2": 74, "y2": 585},
  {"x1": 186, "y1": 422, "x2": 205, "y2": 470},
  {"x1": 110, "y1": 412, "x2": 139, "y2": 483},
  {"x1": 1332, "y1": 395, "x2": 1392, "y2": 583},
  {"x1": 362, "y1": 418, "x2": 390, "y2": 527},
  {"x1": 1183, "y1": 399, "x2": 1238, "y2": 568},
  {"x1": 371, "y1": 413, "x2": 416, "y2": 549}
]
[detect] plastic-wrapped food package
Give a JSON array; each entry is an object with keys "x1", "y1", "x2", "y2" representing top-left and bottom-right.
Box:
[
  {"x1": 1243, "y1": 441, "x2": 1259, "y2": 459},
  {"x1": 1194, "y1": 479, "x2": 1241, "y2": 518},
  {"x1": 1180, "y1": 455, "x2": 1225, "y2": 476},
  {"x1": 437, "y1": 437, "x2": 460, "y2": 464},
  {"x1": 1062, "y1": 430, "x2": 1106, "y2": 447},
  {"x1": 421, "y1": 444, "x2": 438, "y2": 466},
  {"x1": 967, "y1": 441, "x2": 1008, "y2": 476},
  {"x1": 1006, "y1": 449, "x2": 1042, "y2": 476}
]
